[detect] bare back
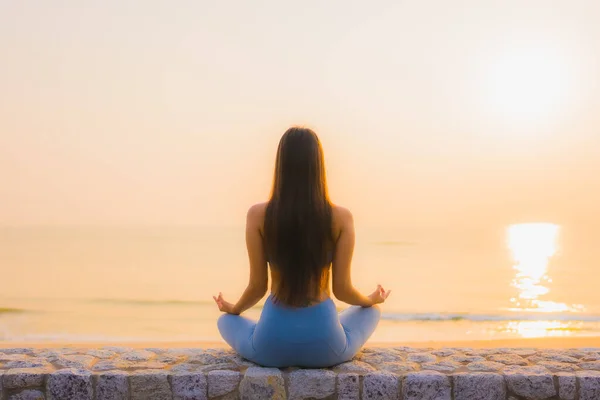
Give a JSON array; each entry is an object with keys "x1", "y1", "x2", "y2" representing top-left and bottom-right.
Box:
[{"x1": 251, "y1": 202, "x2": 354, "y2": 305}]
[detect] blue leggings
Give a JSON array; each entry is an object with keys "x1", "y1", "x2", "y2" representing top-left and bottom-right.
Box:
[{"x1": 217, "y1": 295, "x2": 380, "y2": 368}]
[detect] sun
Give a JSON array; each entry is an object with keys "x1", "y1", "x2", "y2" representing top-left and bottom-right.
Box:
[{"x1": 482, "y1": 47, "x2": 572, "y2": 124}]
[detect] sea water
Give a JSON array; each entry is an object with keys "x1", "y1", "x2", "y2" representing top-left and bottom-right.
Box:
[{"x1": 1, "y1": 225, "x2": 600, "y2": 343}]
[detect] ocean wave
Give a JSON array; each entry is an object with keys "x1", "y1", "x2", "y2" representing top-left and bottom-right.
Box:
[{"x1": 381, "y1": 312, "x2": 600, "y2": 322}]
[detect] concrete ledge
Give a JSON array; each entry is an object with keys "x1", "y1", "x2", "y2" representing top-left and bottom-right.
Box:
[{"x1": 2, "y1": 346, "x2": 600, "y2": 399}]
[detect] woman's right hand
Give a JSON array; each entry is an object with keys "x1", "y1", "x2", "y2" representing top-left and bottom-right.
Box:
[
  {"x1": 213, "y1": 292, "x2": 240, "y2": 315},
  {"x1": 368, "y1": 284, "x2": 391, "y2": 305}
]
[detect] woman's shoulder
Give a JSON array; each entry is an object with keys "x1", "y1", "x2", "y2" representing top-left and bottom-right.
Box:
[
  {"x1": 331, "y1": 204, "x2": 353, "y2": 220},
  {"x1": 331, "y1": 204, "x2": 354, "y2": 231},
  {"x1": 247, "y1": 202, "x2": 268, "y2": 224}
]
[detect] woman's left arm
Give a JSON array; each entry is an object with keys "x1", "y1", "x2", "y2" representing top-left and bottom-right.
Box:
[{"x1": 218, "y1": 204, "x2": 268, "y2": 315}]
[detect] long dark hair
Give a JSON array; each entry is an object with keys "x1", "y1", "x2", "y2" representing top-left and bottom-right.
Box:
[{"x1": 264, "y1": 127, "x2": 334, "y2": 307}]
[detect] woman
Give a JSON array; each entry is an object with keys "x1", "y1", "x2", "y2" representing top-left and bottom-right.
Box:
[{"x1": 213, "y1": 127, "x2": 390, "y2": 368}]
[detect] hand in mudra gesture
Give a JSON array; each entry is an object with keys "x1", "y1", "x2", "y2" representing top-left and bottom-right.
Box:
[
  {"x1": 368, "y1": 284, "x2": 391, "y2": 305},
  {"x1": 213, "y1": 292, "x2": 239, "y2": 315}
]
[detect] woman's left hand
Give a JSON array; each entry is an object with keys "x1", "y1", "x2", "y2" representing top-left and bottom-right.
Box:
[{"x1": 213, "y1": 292, "x2": 239, "y2": 315}]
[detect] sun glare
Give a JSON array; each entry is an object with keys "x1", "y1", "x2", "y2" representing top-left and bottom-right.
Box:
[
  {"x1": 507, "y1": 223, "x2": 582, "y2": 313},
  {"x1": 483, "y1": 47, "x2": 572, "y2": 124}
]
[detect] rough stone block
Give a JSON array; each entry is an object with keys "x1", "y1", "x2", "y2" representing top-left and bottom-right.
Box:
[
  {"x1": 288, "y1": 369, "x2": 335, "y2": 400},
  {"x1": 129, "y1": 370, "x2": 172, "y2": 400},
  {"x1": 402, "y1": 371, "x2": 451, "y2": 400},
  {"x1": 420, "y1": 361, "x2": 461, "y2": 372},
  {"x1": 5, "y1": 359, "x2": 50, "y2": 369},
  {"x1": 378, "y1": 362, "x2": 419, "y2": 374},
  {"x1": 580, "y1": 361, "x2": 600, "y2": 370},
  {"x1": 85, "y1": 349, "x2": 117, "y2": 359},
  {"x1": 453, "y1": 372, "x2": 506, "y2": 400},
  {"x1": 7, "y1": 390, "x2": 45, "y2": 400},
  {"x1": 333, "y1": 360, "x2": 376, "y2": 373},
  {"x1": 529, "y1": 353, "x2": 579, "y2": 363},
  {"x1": 503, "y1": 365, "x2": 555, "y2": 399},
  {"x1": 506, "y1": 349, "x2": 538, "y2": 357},
  {"x1": 170, "y1": 364, "x2": 209, "y2": 374},
  {"x1": 357, "y1": 350, "x2": 405, "y2": 364},
  {"x1": 488, "y1": 354, "x2": 528, "y2": 366},
  {"x1": 337, "y1": 373, "x2": 359, "y2": 400},
  {"x1": 447, "y1": 354, "x2": 485, "y2": 363},
  {"x1": 466, "y1": 361, "x2": 505, "y2": 372},
  {"x1": 407, "y1": 353, "x2": 436, "y2": 363},
  {"x1": 3, "y1": 368, "x2": 48, "y2": 389},
  {"x1": 363, "y1": 372, "x2": 399, "y2": 400},
  {"x1": 581, "y1": 353, "x2": 600, "y2": 361},
  {"x1": 155, "y1": 354, "x2": 182, "y2": 364},
  {"x1": 557, "y1": 373, "x2": 576, "y2": 400},
  {"x1": 578, "y1": 370, "x2": 600, "y2": 400},
  {"x1": 120, "y1": 350, "x2": 155, "y2": 362},
  {"x1": 92, "y1": 360, "x2": 130, "y2": 372},
  {"x1": 208, "y1": 370, "x2": 241, "y2": 398},
  {"x1": 189, "y1": 350, "x2": 236, "y2": 365},
  {"x1": 239, "y1": 367, "x2": 285, "y2": 400},
  {"x1": 537, "y1": 361, "x2": 580, "y2": 372},
  {"x1": 430, "y1": 350, "x2": 456, "y2": 357},
  {"x1": 100, "y1": 347, "x2": 133, "y2": 354},
  {"x1": 0, "y1": 354, "x2": 28, "y2": 362},
  {"x1": 46, "y1": 368, "x2": 93, "y2": 400},
  {"x1": 171, "y1": 372, "x2": 207, "y2": 400},
  {"x1": 0, "y1": 348, "x2": 34, "y2": 355},
  {"x1": 52, "y1": 355, "x2": 96, "y2": 370},
  {"x1": 96, "y1": 371, "x2": 129, "y2": 400}
]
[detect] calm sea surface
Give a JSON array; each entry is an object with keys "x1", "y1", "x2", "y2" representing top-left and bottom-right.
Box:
[{"x1": 1, "y1": 225, "x2": 600, "y2": 343}]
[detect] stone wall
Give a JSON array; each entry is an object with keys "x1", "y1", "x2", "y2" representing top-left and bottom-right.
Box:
[{"x1": 2, "y1": 346, "x2": 600, "y2": 399}]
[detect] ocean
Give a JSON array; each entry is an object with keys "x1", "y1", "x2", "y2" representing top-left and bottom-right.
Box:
[{"x1": 1, "y1": 224, "x2": 600, "y2": 343}]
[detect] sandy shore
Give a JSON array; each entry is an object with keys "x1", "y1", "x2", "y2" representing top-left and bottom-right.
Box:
[{"x1": 1, "y1": 336, "x2": 599, "y2": 349}]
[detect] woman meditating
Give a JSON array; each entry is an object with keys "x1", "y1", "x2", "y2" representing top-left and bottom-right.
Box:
[{"x1": 213, "y1": 126, "x2": 390, "y2": 368}]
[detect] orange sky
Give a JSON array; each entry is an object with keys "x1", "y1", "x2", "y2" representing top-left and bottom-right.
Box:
[{"x1": 1, "y1": 1, "x2": 599, "y2": 229}]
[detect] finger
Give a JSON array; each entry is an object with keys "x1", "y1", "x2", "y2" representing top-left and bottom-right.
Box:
[{"x1": 385, "y1": 290, "x2": 392, "y2": 299}]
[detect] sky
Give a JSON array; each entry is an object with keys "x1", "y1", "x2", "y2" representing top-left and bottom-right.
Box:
[{"x1": 1, "y1": 0, "x2": 600, "y2": 230}]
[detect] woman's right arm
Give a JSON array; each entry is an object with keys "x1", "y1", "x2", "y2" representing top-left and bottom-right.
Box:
[{"x1": 331, "y1": 207, "x2": 379, "y2": 307}]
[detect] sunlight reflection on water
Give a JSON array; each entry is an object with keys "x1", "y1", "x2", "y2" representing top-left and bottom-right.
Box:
[
  {"x1": 505, "y1": 223, "x2": 584, "y2": 337},
  {"x1": 502, "y1": 320, "x2": 584, "y2": 338}
]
